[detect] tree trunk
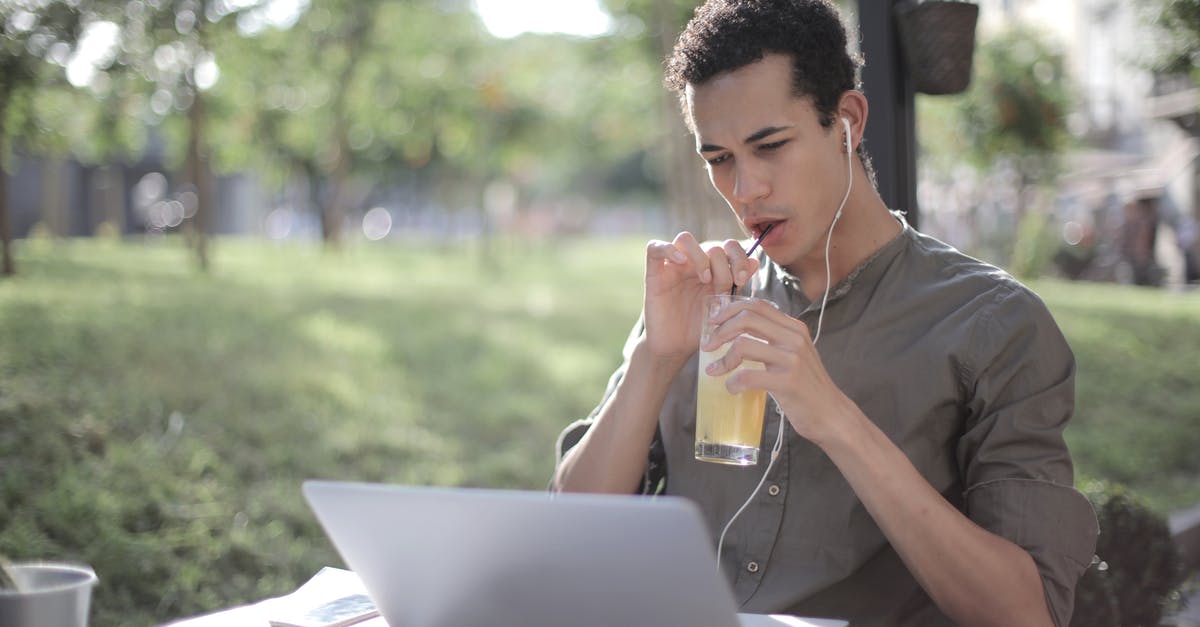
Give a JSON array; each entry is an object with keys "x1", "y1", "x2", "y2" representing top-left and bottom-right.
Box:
[
  {"x1": 41, "y1": 158, "x2": 66, "y2": 236},
  {"x1": 0, "y1": 110, "x2": 13, "y2": 276},
  {"x1": 660, "y1": 108, "x2": 737, "y2": 239},
  {"x1": 186, "y1": 89, "x2": 211, "y2": 271},
  {"x1": 301, "y1": 159, "x2": 325, "y2": 239},
  {"x1": 103, "y1": 164, "x2": 126, "y2": 236},
  {"x1": 1015, "y1": 168, "x2": 1032, "y2": 228},
  {"x1": 653, "y1": 2, "x2": 736, "y2": 241},
  {"x1": 318, "y1": 3, "x2": 376, "y2": 248},
  {"x1": 0, "y1": 157, "x2": 12, "y2": 277},
  {"x1": 323, "y1": 129, "x2": 350, "y2": 248}
]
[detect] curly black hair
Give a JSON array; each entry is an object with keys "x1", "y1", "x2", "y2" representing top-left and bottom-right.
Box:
[
  {"x1": 666, "y1": 0, "x2": 860, "y2": 128},
  {"x1": 665, "y1": 0, "x2": 875, "y2": 185}
]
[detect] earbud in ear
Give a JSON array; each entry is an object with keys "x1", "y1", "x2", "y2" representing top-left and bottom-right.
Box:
[{"x1": 841, "y1": 117, "x2": 851, "y2": 153}]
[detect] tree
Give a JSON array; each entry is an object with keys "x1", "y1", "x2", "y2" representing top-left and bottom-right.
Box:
[
  {"x1": 52, "y1": 52, "x2": 151, "y2": 235},
  {"x1": 8, "y1": 0, "x2": 743, "y2": 260},
  {"x1": 958, "y1": 28, "x2": 1073, "y2": 226},
  {"x1": 45, "y1": 0, "x2": 272, "y2": 270},
  {"x1": 1148, "y1": 0, "x2": 1200, "y2": 85},
  {"x1": 212, "y1": 0, "x2": 503, "y2": 246},
  {"x1": 105, "y1": 0, "x2": 230, "y2": 270},
  {"x1": 600, "y1": 0, "x2": 736, "y2": 239},
  {"x1": 0, "y1": 1, "x2": 84, "y2": 276},
  {"x1": 214, "y1": 0, "x2": 662, "y2": 246}
]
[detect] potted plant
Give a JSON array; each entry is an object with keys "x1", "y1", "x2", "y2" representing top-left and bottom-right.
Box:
[
  {"x1": 894, "y1": 0, "x2": 980, "y2": 95},
  {"x1": 1069, "y1": 483, "x2": 1188, "y2": 627}
]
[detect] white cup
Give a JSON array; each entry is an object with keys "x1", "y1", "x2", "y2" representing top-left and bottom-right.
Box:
[{"x1": 0, "y1": 561, "x2": 98, "y2": 627}]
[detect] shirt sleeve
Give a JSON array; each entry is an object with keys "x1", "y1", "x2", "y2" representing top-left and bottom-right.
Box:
[
  {"x1": 551, "y1": 315, "x2": 667, "y2": 495},
  {"x1": 957, "y1": 285, "x2": 1099, "y2": 627}
]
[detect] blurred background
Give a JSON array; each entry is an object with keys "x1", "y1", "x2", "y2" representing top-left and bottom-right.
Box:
[
  {"x1": 1, "y1": 0, "x2": 1197, "y2": 283},
  {"x1": 0, "y1": 1, "x2": 1197, "y2": 625}
]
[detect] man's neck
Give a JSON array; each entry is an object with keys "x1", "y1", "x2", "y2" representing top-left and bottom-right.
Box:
[{"x1": 782, "y1": 187, "x2": 901, "y2": 303}]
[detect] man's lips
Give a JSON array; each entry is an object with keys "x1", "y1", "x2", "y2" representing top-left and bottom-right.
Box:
[{"x1": 748, "y1": 218, "x2": 785, "y2": 240}]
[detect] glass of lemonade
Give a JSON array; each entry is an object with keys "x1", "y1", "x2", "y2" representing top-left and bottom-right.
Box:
[{"x1": 694, "y1": 294, "x2": 769, "y2": 466}]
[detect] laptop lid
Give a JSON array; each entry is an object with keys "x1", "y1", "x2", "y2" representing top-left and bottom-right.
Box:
[{"x1": 302, "y1": 480, "x2": 745, "y2": 627}]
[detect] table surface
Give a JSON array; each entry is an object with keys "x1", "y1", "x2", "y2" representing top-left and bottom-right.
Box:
[
  {"x1": 162, "y1": 567, "x2": 847, "y2": 627},
  {"x1": 165, "y1": 602, "x2": 847, "y2": 627}
]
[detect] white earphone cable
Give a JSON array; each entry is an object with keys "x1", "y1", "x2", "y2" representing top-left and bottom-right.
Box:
[{"x1": 715, "y1": 118, "x2": 854, "y2": 574}]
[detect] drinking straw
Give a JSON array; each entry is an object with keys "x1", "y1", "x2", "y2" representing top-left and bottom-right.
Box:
[{"x1": 731, "y1": 222, "x2": 774, "y2": 296}]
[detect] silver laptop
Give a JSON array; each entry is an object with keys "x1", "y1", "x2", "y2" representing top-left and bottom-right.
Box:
[{"x1": 302, "y1": 480, "x2": 846, "y2": 627}]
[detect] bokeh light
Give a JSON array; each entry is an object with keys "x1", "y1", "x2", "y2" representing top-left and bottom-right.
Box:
[{"x1": 361, "y1": 207, "x2": 392, "y2": 241}]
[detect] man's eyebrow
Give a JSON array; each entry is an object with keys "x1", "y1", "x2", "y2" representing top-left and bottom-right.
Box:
[
  {"x1": 744, "y1": 125, "x2": 792, "y2": 144},
  {"x1": 698, "y1": 125, "x2": 794, "y2": 153}
]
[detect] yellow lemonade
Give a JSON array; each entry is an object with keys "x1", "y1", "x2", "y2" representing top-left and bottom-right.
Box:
[{"x1": 695, "y1": 347, "x2": 767, "y2": 465}]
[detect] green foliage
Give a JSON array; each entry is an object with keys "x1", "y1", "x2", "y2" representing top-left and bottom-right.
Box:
[
  {"x1": 919, "y1": 27, "x2": 1077, "y2": 270},
  {"x1": 1146, "y1": 0, "x2": 1200, "y2": 84},
  {"x1": 915, "y1": 92, "x2": 973, "y2": 175},
  {"x1": 1009, "y1": 209, "x2": 1058, "y2": 279},
  {"x1": 959, "y1": 27, "x2": 1073, "y2": 176},
  {"x1": 1070, "y1": 482, "x2": 1186, "y2": 627},
  {"x1": 206, "y1": 0, "x2": 675, "y2": 204},
  {"x1": 601, "y1": 0, "x2": 697, "y2": 56},
  {"x1": 0, "y1": 1, "x2": 85, "y2": 157},
  {"x1": 4, "y1": 0, "x2": 699, "y2": 232}
]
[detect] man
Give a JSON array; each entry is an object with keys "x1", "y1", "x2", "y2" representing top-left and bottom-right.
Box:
[{"x1": 553, "y1": 1, "x2": 1097, "y2": 626}]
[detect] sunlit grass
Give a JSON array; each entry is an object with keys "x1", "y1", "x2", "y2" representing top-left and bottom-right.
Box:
[
  {"x1": 0, "y1": 235, "x2": 645, "y2": 626},
  {"x1": 1034, "y1": 279, "x2": 1200, "y2": 512}
]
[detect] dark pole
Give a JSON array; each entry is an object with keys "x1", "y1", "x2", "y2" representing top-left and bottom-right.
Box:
[
  {"x1": 0, "y1": 111, "x2": 12, "y2": 276},
  {"x1": 0, "y1": 165, "x2": 11, "y2": 276},
  {"x1": 857, "y1": 0, "x2": 919, "y2": 229}
]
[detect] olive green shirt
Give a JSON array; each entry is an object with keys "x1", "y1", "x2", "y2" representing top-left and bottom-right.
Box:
[{"x1": 558, "y1": 217, "x2": 1098, "y2": 626}]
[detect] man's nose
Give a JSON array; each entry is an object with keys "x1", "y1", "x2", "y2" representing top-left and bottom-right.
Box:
[{"x1": 732, "y1": 162, "x2": 769, "y2": 206}]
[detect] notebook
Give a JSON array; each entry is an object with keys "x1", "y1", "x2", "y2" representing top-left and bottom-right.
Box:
[{"x1": 302, "y1": 480, "x2": 846, "y2": 627}]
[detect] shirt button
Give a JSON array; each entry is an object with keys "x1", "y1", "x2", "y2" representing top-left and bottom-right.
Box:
[
  {"x1": 767, "y1": 484, "x2": 781, "y2": 497},
  {"x1": 747, "y1": 561, "x2": 759, "y2": 573}
]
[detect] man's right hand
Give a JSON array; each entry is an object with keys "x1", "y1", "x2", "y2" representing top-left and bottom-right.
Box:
[
  {"x1": 643, "y1": 232, "x2": 760, "y2": 365},
  {"x1": 555, "y1": 231, "x2": 759, "y2": 494}
]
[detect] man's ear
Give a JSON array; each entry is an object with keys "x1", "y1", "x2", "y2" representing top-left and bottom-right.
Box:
[{"x1": 837, "y1": 90, "x2": 868, "y2": 153}]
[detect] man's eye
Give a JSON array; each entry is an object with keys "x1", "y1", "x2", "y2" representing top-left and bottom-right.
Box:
[
  {"x1": 760, "y1": 140, "x2": 788, "y2": 151},
  {"x1": 706, "y1": 154, "x2": 730, "y2": 166}
]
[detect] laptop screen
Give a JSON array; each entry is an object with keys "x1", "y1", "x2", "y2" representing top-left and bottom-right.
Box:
[{"x1": 303, "y1": 481, "x2": 745, "y2": 627}]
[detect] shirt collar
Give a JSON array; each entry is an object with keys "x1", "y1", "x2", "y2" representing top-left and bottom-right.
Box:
[{"x1": 765, "y1": 212, "x2": 910, "y2": 310}]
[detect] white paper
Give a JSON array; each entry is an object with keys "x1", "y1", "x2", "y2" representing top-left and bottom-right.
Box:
[{"x1": 267, "y1": 568, "x2": 380, "y2": 627}]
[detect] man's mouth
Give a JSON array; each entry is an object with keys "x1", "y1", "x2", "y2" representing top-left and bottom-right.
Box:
[{"x1": 747, "y1": 218, "x2": 785, "y2": 240}]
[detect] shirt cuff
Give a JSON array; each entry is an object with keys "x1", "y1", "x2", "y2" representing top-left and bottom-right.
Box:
[{"x1": 965, "y1": 478, "x2": 1099, "y2": 627}]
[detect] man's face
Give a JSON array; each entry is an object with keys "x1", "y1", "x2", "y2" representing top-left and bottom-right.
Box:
[{"x1": 686, "y1": 53, "x2": 847, "y2": 271}]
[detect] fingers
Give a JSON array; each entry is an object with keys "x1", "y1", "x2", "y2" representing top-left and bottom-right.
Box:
[
  {"x1": 646, "y1": 233, "x2": 711, "y2": 283},
  {"x1": 722, "y1": 239, "x2": 761, "y2": 290},
  {"x1": 725, "y1": 367, "x2": 779, "y2": 396},
  {"x1": 672, "y1": 232, "x2": 711, "y2": 283},
  {"x1": 646, "y1": 239, "x2": 688, "y2": 264},
  {"x1": 705, "y1": 334, "x2": 813, "y2": 395},
  {"x1": 702, "y1": 300, "x2": 807, "y2": 353},
  {"x1": 703, "y1": 334, "x2": 784, "y2": 376},
  {"x1": 701, "y1": 238, "x2": 761, "y2": 293},
  {"x1": 706, "y1": 246, "x2": 734, "y2": 293},
  {"x1": 644, "y1": 233, "x2": 762, "y2": 288},
  {"x1": 709, "y1": 297, "x2": 785, "y2": 326}
]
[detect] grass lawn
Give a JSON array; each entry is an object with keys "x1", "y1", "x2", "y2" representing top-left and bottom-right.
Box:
[
  {"x1": 1035, "y1": 279, "x2": 1200, "y2": 512},
  {"x1": 0, "y1": 235, "x2": 1196, "y2": 626}
]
